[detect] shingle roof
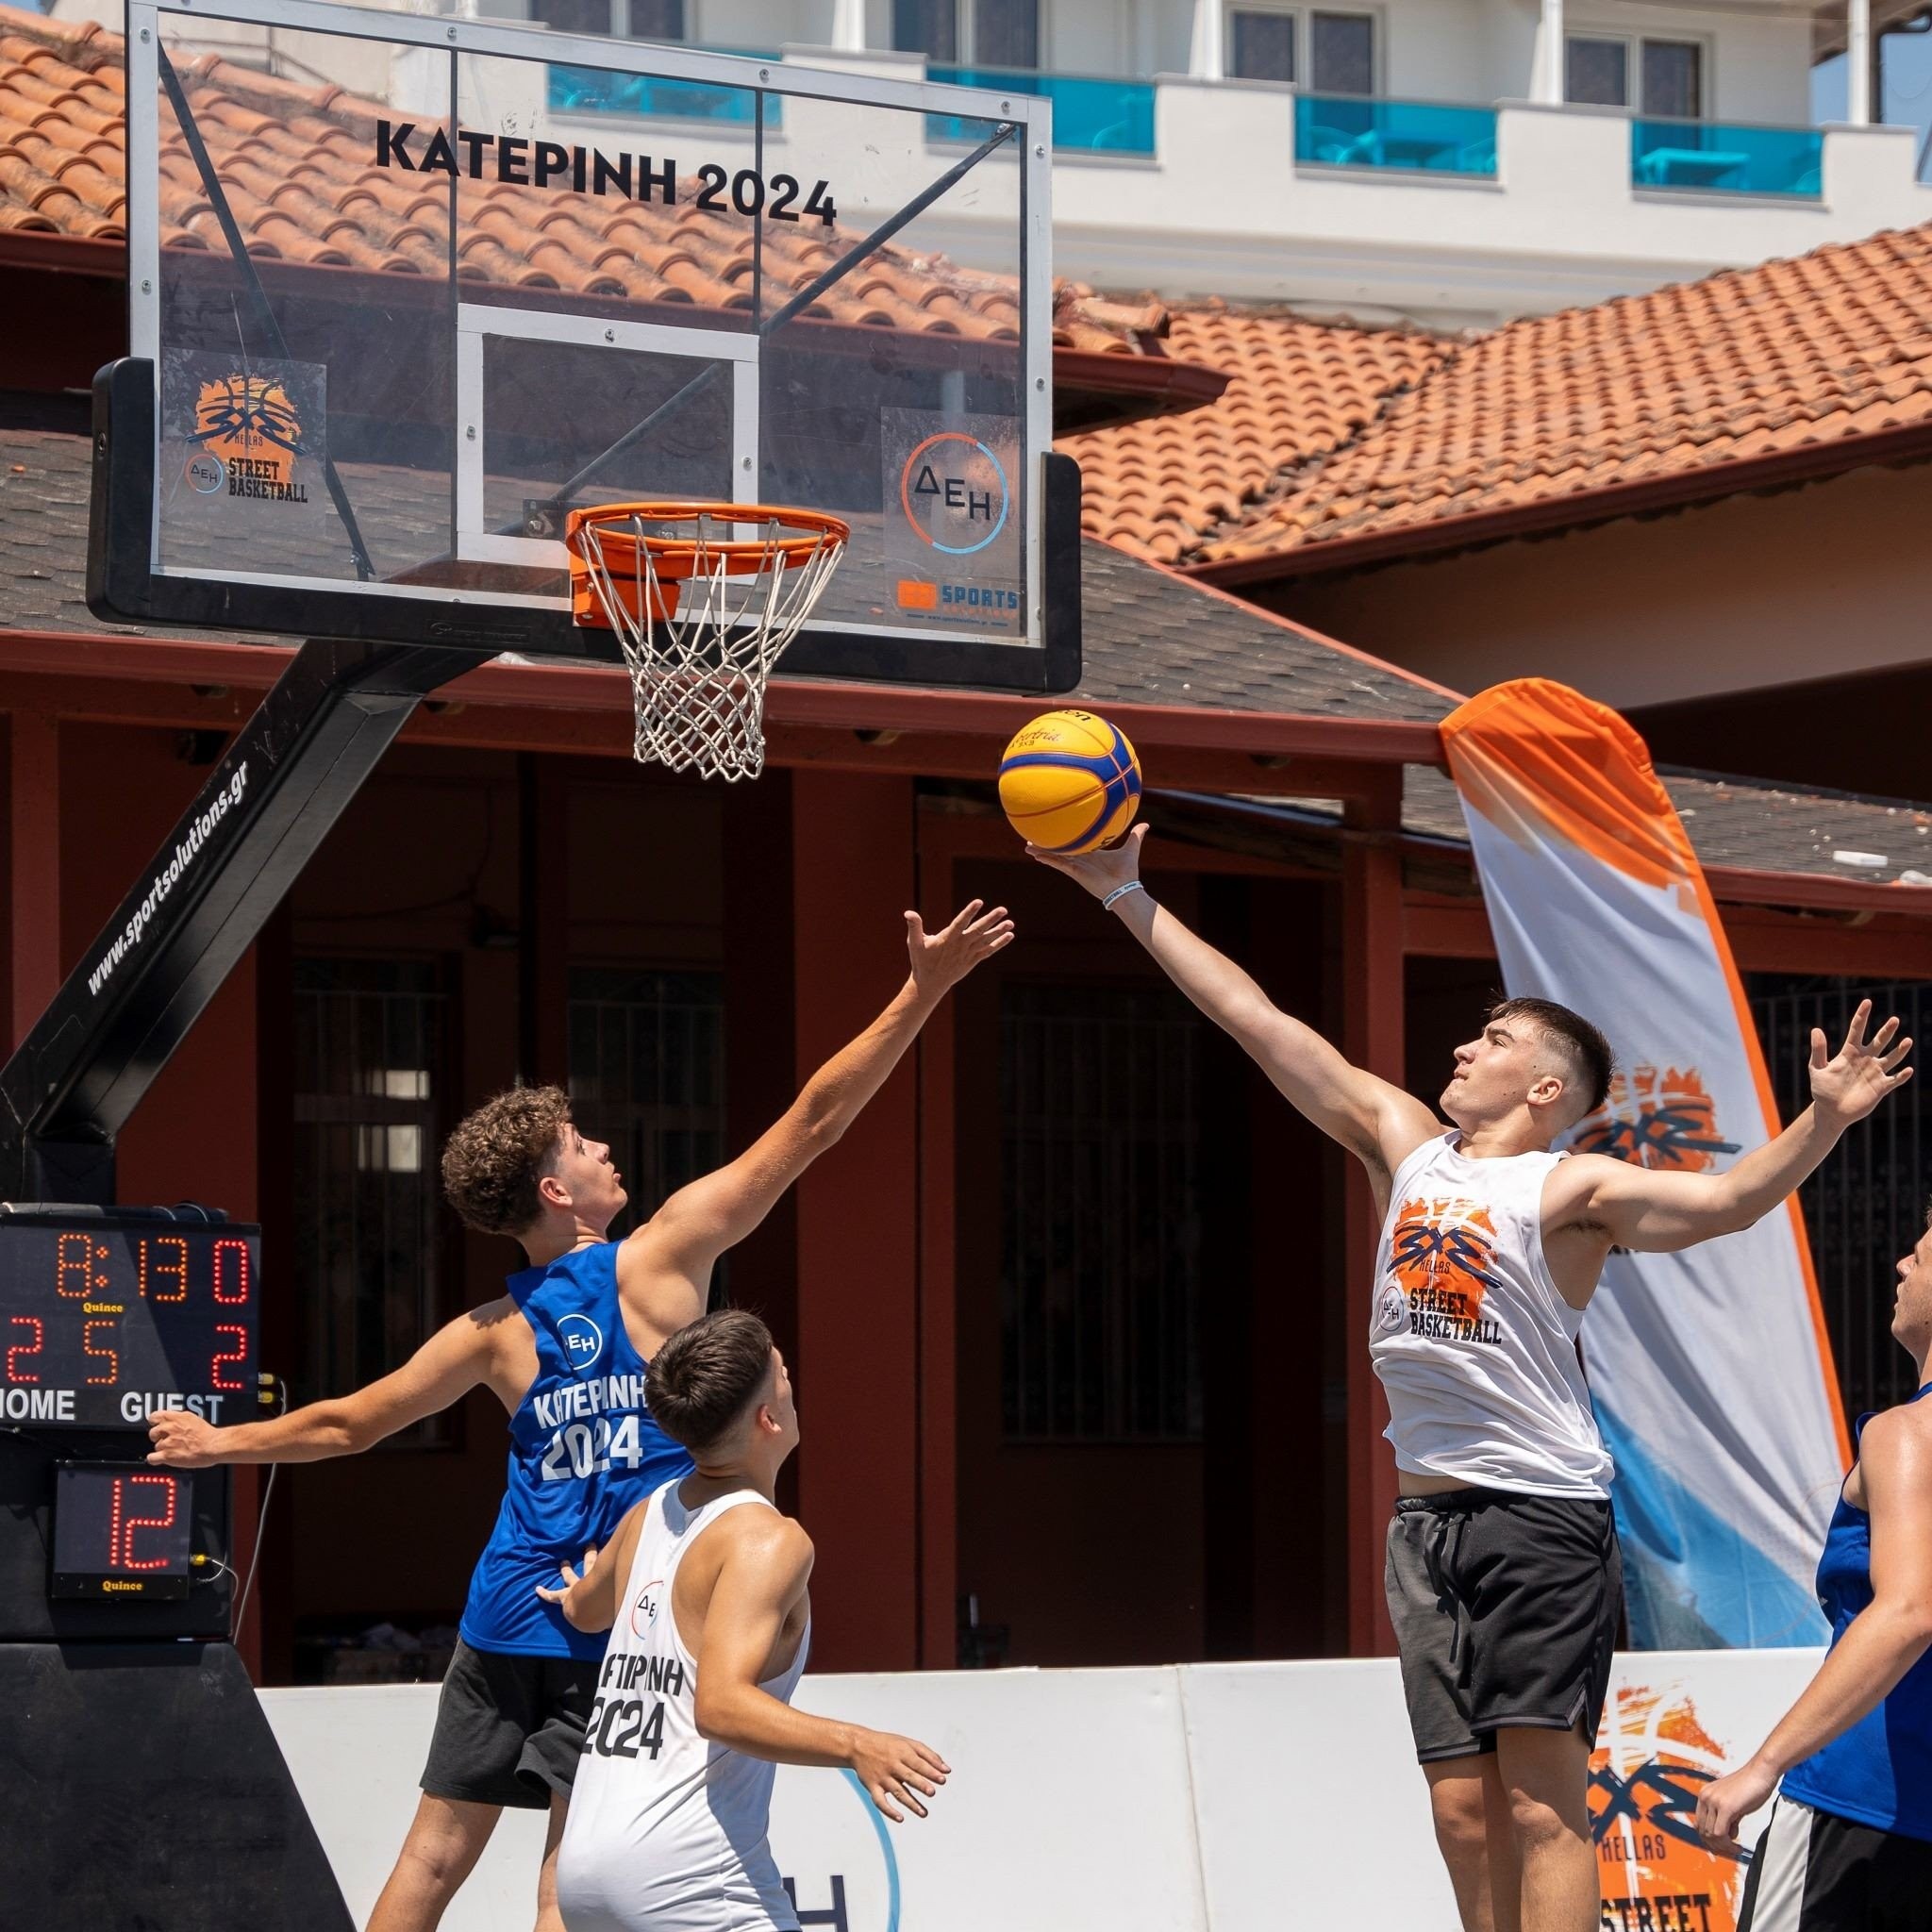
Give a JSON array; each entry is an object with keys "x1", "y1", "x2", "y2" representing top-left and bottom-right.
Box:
[
  {"x1": 1066, "y1": 227, "x2": 1932, "y2": 576},
  {"x1": 0, "y1": 4, "x2": 1167, "y2": 360},
  {"x1": 0, "y1": 418, "x2": 1458, "y2": 726}
]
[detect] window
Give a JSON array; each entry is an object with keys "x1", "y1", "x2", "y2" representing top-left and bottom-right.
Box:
[
  {"x1": 568, "y1": 968, "x2": 726, "y2": 1243},
  {"x1": 293, "y1": 959, "x2": 452, "y2": 1447},
  {"x1": 1750, "y1": 976, "x2": 1932, "y2": 1419},
  {"x1": 1567, "y1": 33, "x2": 1704, "y2": 118},
  {"x1": 1309, "y1": 10, "x2": 1374, "y2": 95},
  {"x1": 1641, "y1": 40, "x2": 1702, "y2": 120},
  {"x1": 1230, "y1": 8, "x2": 1295, "y2": 84},
  {"x1": 894, "y1": 0, "x2": 1039, "y2": 69},
  {"x1": 531, "y1": 0, "x2": 685, "y2": 40},
  {"x1": 1001, "y1": 983, "x2": 1204, "y2": 1442}
]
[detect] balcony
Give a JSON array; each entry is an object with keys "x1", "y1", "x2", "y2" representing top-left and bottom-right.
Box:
[
  {"x1": 546, "y1": 53, "x2": 779, "y2": 125},
  {"x1": 1631, "y1": 119, "x2": 1824, "y2": 200},
  {"x1": 1294, "y1": 96, "x2": 1498, "y2": 179},
  {"x1": 927, "y1": 65, "x2": 1156, "y2": 156}
]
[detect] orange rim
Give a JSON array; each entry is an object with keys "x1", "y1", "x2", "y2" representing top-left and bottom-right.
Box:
[{"x1": 565, "y1": 501, "x2": 850, "y2": 583}]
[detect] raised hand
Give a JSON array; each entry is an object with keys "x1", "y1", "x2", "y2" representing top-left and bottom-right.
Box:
[
  {"x1": 905, "y1": 899, "x2": 1015, "y2": 997},
  {"x1": 1809, "y1": 999, "x2": 1913, "y2": 1126},
  {"x1": 1025, "y1": 820, "x2": 1147, "y2": 900},
  {"x1": 846, "y1": 1725, "x2": 951, "y2": 1822}
]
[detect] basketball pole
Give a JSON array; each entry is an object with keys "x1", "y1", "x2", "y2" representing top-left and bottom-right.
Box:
[{"x1": 0, "y1": 623, "x2": 471, "y2": 1930}]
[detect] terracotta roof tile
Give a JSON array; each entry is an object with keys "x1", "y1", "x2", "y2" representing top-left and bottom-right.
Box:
[
  {"x1": 1070, "y1": 225, "x2": 1932, "y2": 575},
  {"x1": 0, "y1": 2, "x2": 1165, "y2": 363}
]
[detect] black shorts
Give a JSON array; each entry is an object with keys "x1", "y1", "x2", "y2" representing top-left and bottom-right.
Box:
[
  {"x1": 419, "y1": 1638, "x2": 599, "y2": 1810},
  {"x1": 1740, "y1": 1797, "x2": 1932, "y2": 1931},
  {"x1": 1385, "y1": 1486, "x2": 1622, "y2": 1763}
]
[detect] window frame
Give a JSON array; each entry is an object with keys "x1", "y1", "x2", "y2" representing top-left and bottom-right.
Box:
[
  {"x1": 1225, "y1": 0, "x2": 1298, "y2": 86},
  {"x1": 529, "y1": 0, "x2": 690, "y2": 42},
  {"x1": 892, "y1": 0, "x2": 1046, "y2": 69},
  {"x1": 1564, "y1": 27, "x2": 1711, "y2": 120}
]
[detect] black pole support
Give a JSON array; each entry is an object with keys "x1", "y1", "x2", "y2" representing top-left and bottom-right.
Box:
[{"x1": 0, "y1": 636, "x2": 475, "y2": 1199}]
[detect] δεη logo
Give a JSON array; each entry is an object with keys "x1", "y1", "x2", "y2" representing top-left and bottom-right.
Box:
[
  {"x1": 772, "y1": 1764, "x2": 904, "y2": 1932},
  {"x1": 558, "y1": 1313, "x2": 604, "y2": 1369},
  {"x1": 900, "y1": 432, "x2": 1009, "y2": 556}
]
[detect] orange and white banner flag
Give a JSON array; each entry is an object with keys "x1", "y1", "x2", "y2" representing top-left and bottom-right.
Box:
[{"x1": 1441, "y1": 679, "x2": 1846, "y2": 1646}]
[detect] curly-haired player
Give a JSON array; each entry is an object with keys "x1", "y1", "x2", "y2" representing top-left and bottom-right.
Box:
[{"x1": 147, "y1": 900, "x2": 1011, "y2": 1932}]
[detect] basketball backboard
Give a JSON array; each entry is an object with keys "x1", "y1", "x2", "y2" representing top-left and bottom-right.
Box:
[{"x1": 90, "y1": 0, "x2": 1078, "y2": 691}]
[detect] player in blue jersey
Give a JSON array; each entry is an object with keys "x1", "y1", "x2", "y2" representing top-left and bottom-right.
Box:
[
  {"x1": 1696, "y1": 1202, "x2": 1932, "y2": 1926},
  {"x1": 146, "y1": 896, "x2": 1012, "y2": 1932}
]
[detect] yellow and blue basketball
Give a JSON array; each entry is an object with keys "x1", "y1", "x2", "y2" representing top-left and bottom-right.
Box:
[{"x1": 997, "y1": 710, "x2": 1142, "y2": 856}]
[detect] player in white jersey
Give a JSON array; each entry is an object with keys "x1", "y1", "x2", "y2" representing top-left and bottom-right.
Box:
[
  {"x1": 1032, "y1": 824, "x2": 1910, "y2": 1932},
  {"x1": 538, "y1": 1308, "x2": 947, "y2": 1932}
]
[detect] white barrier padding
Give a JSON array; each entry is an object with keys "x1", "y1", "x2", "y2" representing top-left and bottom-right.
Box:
[{"x1": 263, "y1": 1649, "x2": 1824, "y2": 1931}]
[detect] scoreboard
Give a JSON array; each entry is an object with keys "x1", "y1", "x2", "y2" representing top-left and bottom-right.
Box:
[{"x1": 0, "y1": 1213, "x2": 258, "y2": 1429}]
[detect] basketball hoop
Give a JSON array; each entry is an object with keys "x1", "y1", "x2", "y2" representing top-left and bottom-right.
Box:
[{"x1": 565, "y1": 502, "x2": 849, "y2": 782}]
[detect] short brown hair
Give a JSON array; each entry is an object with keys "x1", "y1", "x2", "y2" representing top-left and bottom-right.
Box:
[
  {"x1": 1489, "y1": 997, "x2": 1614, "y2": 1118},
  {"x1": 441, "y1": 1085, "x2": 572, "y2": 1237},
  {"x1": 646, "y1": 1309, "x2": 775, "y2": 1452}
]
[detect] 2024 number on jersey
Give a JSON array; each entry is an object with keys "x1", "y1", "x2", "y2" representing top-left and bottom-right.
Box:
[
  {"x1": 585, "y1": 1694, "x2": 666, "y2": 1761},
  {"x1": 540, "y1": 1414, "x2": 647, "y2": 1482}
]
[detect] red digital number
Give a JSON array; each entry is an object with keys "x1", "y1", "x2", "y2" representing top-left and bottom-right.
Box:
[
  {"x1": 110, "y1": 1474, "x2": 178, "y2": 1571},
  {"x1": 210, "y1": 1324, "x2": 247, "y2": 1391},
  {"x1": 5, "y1": 1316, "x2": 42, "y2": 1384},
  {"x1": 56, "y1": 1231, "x2": 91, "y2": 1298},
  {"x1": 212, "y1": 1237, "x2": 251, "y2": 1305},
  {"x1": 140, "y1": 1236, "x2": 189, "y2": 1304},
  {"x1": 82, "y1": 1319, "x2": 120, "y2": 1387}
]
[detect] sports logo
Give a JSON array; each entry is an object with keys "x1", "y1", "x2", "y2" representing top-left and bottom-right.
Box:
[
  {"x1": 191, "y1": 372, "x2": 310, "y2": 506},
  {"x1": 1591, "y1": 1683, "x2": 1747, "y2": 1931},
  {"x1": 1386, "y1": 1196, "x2": 1505, "y2": 1344},
  {"x1": 1574, "y1": 1066, "x2": 1740, "y2": 1173},
  {"x1": 558, "y1": 1312, "x2": 605, "y2": 1370}
]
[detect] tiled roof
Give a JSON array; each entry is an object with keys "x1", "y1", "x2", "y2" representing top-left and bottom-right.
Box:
[
  {"x1": 1060, "y1": 304, "x2": 1449, "y2": 566},
  {"x1": 1067, "y1": 227, "x2": 1932, "y2": 576},
  {"x1": 0, "y1": 418, "x2": 1457, "y2": 726},
  {"x1": 0, "y1": 4, "x2": 1165, "y2": 360}
]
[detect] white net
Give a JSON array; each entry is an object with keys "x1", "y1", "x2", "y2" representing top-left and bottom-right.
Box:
[{"x1": 568, "y1": 506, "x2": 849, "y2": 782}]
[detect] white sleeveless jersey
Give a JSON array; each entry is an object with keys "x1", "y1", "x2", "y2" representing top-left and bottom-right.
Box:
[
  {"x1": 1368, "y1": 1133, "x2": 1613, "y2": 1498},
  {"x1": 555, "y1": 1480, "x2": 809, "y2": 1932}
]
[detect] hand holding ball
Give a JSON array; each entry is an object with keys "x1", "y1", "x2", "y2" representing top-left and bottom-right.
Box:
[{"x1": 997, "y1": 710, "x2": 1142, "y2": 855}]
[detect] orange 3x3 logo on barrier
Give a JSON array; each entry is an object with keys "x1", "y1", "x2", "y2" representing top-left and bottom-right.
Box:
[{"x1": 1574, "y1": 1067, "x2": 1741, "y2": 1174}]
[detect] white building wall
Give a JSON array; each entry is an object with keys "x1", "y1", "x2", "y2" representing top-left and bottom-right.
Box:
[
  {"x1": 1382, "y1": 0, "x2": 1526, "y2": 104},
  {"x1": 1049, "y1": 1, "x2": 1133, "y2": 76}
]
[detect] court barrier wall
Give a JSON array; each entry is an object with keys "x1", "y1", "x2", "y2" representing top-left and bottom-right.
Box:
[{"x1": 263, "y1": 1647, "x2": 1822, "y2": 1931}]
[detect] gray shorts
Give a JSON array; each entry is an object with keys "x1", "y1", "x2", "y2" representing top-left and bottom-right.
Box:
[
  {"x1": 1386, "y1": 1486, "x2": 1622, "y2": 1764},
  {"x1": 420, "y1": 1638, "x2": 598, "y2": 1810}
]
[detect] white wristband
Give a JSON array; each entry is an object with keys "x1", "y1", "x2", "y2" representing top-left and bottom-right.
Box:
[{"x1": 1101, "y1": 880, "x2": 1146, "y2": 913}]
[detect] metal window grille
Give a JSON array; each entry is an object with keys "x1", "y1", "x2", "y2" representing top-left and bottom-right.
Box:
[
  {"x1": 568, "y1": 968, "x2": 725, "y2": 1243},
  {"x1": 1749, "y1": 975, "x2": 1932, "y2": 1418},
  {"x1": 1001, "y1": 982, "x2": 1204, "y2": 1442},
  {"x1": 293, "y1": 958, "x2": 451, "y2": 1447}
]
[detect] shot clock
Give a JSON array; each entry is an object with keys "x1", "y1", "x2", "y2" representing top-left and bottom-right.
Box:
[
  {"x1": 0, "y1": 1210, "x2": 258, "y2": 1428},
  {"x1": 51, "y1": 1464, "x2": 194, "y2": 1599}
]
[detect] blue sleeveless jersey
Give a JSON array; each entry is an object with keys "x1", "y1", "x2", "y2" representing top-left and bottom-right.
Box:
[
  {"x1": 1782, "y1": 1385, "x2": 1932, "y2": 1842},
  {"x1": 459, "y1": 1242, "x2": 692, "y2": 1660}
]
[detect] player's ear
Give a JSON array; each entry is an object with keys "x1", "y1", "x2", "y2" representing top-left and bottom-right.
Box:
[{"x1": 537, "y1": 1171, "x2": 572, "y2": 1209}]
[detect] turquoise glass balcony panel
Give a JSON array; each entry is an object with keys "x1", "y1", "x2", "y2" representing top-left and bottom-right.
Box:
[
  {"x1": 1631, "y1": 120, "x2": 1822, "y2": 198},
  {"x1": 927, "y1": 65, "x2": 1156, "y2": 155},
  {"x1": 548, "y1": 57, "x2": 780, "y2": 126},
  {"x1": 1294, "y1": 95, "x2": 1497, "y2": 177}
]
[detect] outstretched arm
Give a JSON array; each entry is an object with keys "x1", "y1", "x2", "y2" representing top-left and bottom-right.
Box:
[
  {"x1": 146, "y1": 1306, "x2": 504, "y2": 1467},
  {"x1": 693, "y1": 1517, "x2": 949, "y2": 1822},
  {"x1": 1031, "y1": 825, "x2": 1438, "y2": 1175},
  {"x1": 1565, "y1": 1003, "x2": 1911, "y2": 1252},
  {"x1": 1697, "y1": 1404, "x2": 1932, "y2": 1852},
  {"x1": 622, "y1": 901, "x2": 1012, "y2": 1322}
]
